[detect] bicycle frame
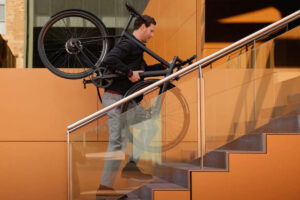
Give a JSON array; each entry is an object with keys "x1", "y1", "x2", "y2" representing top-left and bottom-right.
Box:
[
  {"x1": 78, "y1": 2, "x2": 196, "y2": 97},
  {"x1": 84, "y1": 9, "x2": 184, "y2": 95}
]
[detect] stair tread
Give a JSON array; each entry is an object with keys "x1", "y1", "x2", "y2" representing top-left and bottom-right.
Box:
[
  {"x1": 215, "y1": 149, "x2": 264, "y2": 153},
  {"x1": 159, "y1": 162, "x2": 202, "y2": 170},
  {"x1": 287, "y1": 93, "x2": 300, "y2": 104},
  {"x1": 258, "y1": 103, "x2": 300, "y2": 119},
  {"x1": 230, "y1": 115, "x2": 300, "y2": 135},
  {"x1": 130, "y1": 131, "x2": 300, "y2": 199},
  {"x1": 144, "y1": 177, "x2": 187, "y2": 190},
  {"x1": 158, "y1": 162, "x2": 228, "y2": 172},
  {"x1": 234, "y1": 114, "x2": 300, "y2": 125},
  {"x1": 126, "y1": 193, "x2": 142, "y2": 200}
]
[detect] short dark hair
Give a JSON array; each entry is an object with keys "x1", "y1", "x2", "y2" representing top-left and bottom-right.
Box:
[{"x1": 133, "y1": 15, "x2": 156, "y2": 30}]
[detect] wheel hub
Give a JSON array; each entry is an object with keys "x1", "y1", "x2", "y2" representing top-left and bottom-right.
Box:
[{"x1": 65, "y1": 38, "x2": 82, "y2": 54}]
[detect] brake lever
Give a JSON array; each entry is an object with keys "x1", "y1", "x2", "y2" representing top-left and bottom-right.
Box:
[
  {"x1": 171, "y1": 55, "x2": 197, "y2": 81},
  {"x1": 187, "y1": 55, "x2": 197, "y2": 65}
]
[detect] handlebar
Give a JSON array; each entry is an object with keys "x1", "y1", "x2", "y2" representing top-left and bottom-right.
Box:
[
  {"x1": 176, "y1": 55, "x2": 197, "y2": 66},
  {"x1": 140, "y1": 70, "x2": 168, "y2": 78}
]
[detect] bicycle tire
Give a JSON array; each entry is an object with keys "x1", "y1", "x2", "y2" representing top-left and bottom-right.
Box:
[
  {"x1": 121, "y1": 79, "x2": 190, "y2": 152},
  {"x1": 38, "y1": 9, "x2": 109, "y2": 79}
]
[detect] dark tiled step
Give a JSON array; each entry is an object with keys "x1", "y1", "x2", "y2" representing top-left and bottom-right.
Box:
[
  {"x1": 257, "y1": 103, "x2": 300, "y2": 120},
  {"x1": 126, "y1": 192, "x2": 142, "y2": 200},
  {"x1": 233, "y1": 115, "x2": 300, "y2": 134},
  {"x1": 250, "y1": 115, "x2": 300, "y2": 134},
  {"x1": 217, "y1": 133, "x2": 265, "y2": 152},
  {"x1": 128, "y1": 114, "x2": 299, "y2": 199},
  {"x1": 128, "y1": 177, "x2": 187, "y2": 200},
  {"x1": 154, "y1": 133, "x2": 267, "y2": 187},
  {"x1": 287, "y1": 93, "x2": 300, "y2": 105}
]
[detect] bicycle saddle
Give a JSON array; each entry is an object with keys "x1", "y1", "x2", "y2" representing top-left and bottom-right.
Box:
[{"x1": 125, "y1": 2, "x2": 145, "y2": 21}]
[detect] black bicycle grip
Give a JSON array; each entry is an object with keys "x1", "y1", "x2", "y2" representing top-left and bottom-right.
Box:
[
  {"x1": 139, "y1": 70, "x2": 168, "y2": 78},
  {"x1": 186, "y1": 55, "x2": 197, "y2": 64}
]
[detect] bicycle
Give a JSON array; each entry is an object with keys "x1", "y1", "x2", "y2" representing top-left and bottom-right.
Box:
[{"x1": 38, "y1": 2, "x2": 196, "y2": 152}]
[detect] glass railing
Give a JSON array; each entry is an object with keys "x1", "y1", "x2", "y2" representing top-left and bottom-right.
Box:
[
  {"x1": 68, "y1": 71, "x2": 200, "y2": 199},
  {"x1": 67, "y1": 13, "x2": 299, "y2": 199},
  {"x1": 203, "y1": 26, "x2": 300, "y2": 164}
]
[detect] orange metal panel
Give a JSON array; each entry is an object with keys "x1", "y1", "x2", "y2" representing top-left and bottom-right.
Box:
[
  {"x1": 192, "y1": 134, "x2": 300, "y2": 200},
  {"x1": 0, "y1": 68, "x2": 98, "y2": 141},
  {"x1": 0, "y1": 142, "x2": 67, "y2": 200},
  {"x1": 154, "y1": 190, "x2": 190, "y2": 200}
]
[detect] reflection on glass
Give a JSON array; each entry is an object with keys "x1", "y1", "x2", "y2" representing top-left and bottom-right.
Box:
[
  {"x1": 203, "y1": 27, "x2": 300, "y2": 168},
  {"x1": 68, "y1": 74, "x2": 198, "y2": 200}
]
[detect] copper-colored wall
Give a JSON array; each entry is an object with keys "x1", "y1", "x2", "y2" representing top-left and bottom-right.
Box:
[
  {"x1": 143, "y1": 0, "x2": 200, "y2": 162},
  {"x1": 154, "y1": 190, "x2": 190, "y2": 200},
  {"x1": 143, "y1": 0, "x2": 197, "y2": 64},
  {"x1": 0, "y1": 69, "x2": 98, "y2": 140},
  {"x1": 0, "y1": 68, "x2": 98, "y2": 200}
]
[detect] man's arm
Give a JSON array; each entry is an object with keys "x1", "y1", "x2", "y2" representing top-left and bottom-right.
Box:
[
  {"x1": 102, "y1": 39, "x2": 134, "y2": 77},
  {"x1": 142, "y1": 59, "x2": 166, "y2": 71}
]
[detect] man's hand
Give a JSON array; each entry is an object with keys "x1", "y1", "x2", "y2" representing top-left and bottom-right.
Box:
[{"x1": 129, "y1": 70, "x2": 144, "y2": 82}]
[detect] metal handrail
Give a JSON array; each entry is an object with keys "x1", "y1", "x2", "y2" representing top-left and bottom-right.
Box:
[{"x1": 67, "y1": 10, "x2": 300, "y2": 133}]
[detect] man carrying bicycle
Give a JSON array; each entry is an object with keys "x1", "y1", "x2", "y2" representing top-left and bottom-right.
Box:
[{"x1": 98, "y1": 14, "x2": 165, "y2": 193}]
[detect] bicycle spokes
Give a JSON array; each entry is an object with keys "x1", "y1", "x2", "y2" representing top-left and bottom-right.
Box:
[{"x1": 38, "y1": 10, "x2": 108, "y2": 79}]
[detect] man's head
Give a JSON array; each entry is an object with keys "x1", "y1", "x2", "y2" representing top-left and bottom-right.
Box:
[{"x1": 133, "y1": 15, "x2": 156, "y2": 43}]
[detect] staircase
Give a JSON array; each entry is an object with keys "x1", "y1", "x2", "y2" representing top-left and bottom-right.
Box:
[
  {"x1": 192, "y1": 134, "x2": 300, "y2": 200},
  {"x1": 127, "y1": 125, "x2": 300, "y2": 200},
  {"x1": 125, "y1": 85, "x2": 300, "y2": 199}
]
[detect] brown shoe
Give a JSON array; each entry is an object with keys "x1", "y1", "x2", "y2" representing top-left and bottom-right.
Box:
[
  {"x1": 96, "y1": 185, "x2": 128, "y2": 200},
  {"x1": 121, "y1": 161, "x2": 152, "y2": 181}
]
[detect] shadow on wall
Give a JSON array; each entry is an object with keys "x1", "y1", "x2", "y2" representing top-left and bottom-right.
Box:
[
  {"x1": 0, "y1": 34, "x2": 16, "y2": 68},
  {"x1": 206, "y1": 0, "x2": 299, "y2": 42}
]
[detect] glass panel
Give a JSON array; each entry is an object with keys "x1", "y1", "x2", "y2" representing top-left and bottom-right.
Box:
[
  {"x1": 203, "y1": 26, "x2": 300, "y2": 168},
  {"x1": 0, "y1": 5, "x2": 5, "y2": 21},
  {"x1": 254, "y1": 26, "x2": 300, "y2": 128},
  {"x1": 68, "y1": 72, "x2": 199, "y2": 199},
  {"x1": 31, "y1": 0, "x2": 149, "y2": 68},
  {"x1": 204, "y1": 48, "x2": 255, "y2": 154}
]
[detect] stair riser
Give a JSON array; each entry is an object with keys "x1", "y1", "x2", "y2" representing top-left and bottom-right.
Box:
[
  {"x1": 233, "y1": 115, "x2": 300, "y2": 135},
  {"x1": 257, "y1": 104, "x2": 300, "y2": 120},
  {"x1": 251, "y1": 116, "x2": 300, "y2": 134},
  {"x1": 217, "y1": 134, "x2": 265, "y2": 152}
]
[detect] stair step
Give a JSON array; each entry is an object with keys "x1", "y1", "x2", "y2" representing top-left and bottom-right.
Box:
[
  {"x1": 191, "y1": 134, "x2": 300, "y2": 200},
  {"x1": 129, "y1": 177, "x2": 186, "y2": 200},
  {"x1": 134, "y1": 132, "x2": 299, "y2": 199},
  {"x1": 217, "y1": 133, "x2": 265, "y2": 152},
  {"x1": 287, "y1": 93, "x2": 300, "y2": 105},
  {"x1": 127, "y1": 113, "x2": 300, "y2": 199},
  {"x1": 154, "y1": 162, "x2": 201, "y2": 188},
  {"x1": 257, "y1": 103, "x2": 300, "y2": 120},
  {"x1": 154, "y1": 134, "x2": 267, "y2": 187},
  {"x1": 233, "y1": 115, "x2": 300, "y2": 135},
  {"x1": 126, "y1": 193, "x2": 142, "y2": 200},
  {"x1": 250, "y1": 115, "x2": 300, "y2": 134}
]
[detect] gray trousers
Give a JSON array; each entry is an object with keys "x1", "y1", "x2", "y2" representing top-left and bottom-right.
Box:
[{"x1": 100, "y1": 92, "x2": 157, "y2": 187}]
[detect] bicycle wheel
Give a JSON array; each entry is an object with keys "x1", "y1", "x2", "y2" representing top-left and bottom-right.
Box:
[
  {"x1": 121, "y1": 79, "x2": 190, "y2": 152},
  {"x1": 38, "y1": 9, "x2": 109, "y2": 79}
]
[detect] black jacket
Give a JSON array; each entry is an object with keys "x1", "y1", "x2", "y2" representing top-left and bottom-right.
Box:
[{"x1": 102, "y1": 36, "x2": 164, "y2": 95}]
